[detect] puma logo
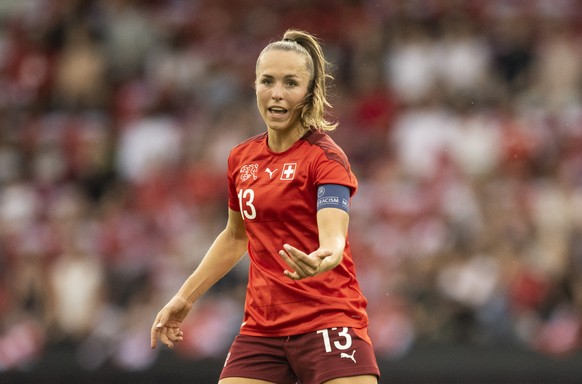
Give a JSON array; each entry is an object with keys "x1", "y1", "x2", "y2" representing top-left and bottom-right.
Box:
[
  {"x1": 265, "y1": 167, "x2": 278, "y2": 179},
  {"x1": 340, "y1": 350, "x2": 356, "y2": 363}
]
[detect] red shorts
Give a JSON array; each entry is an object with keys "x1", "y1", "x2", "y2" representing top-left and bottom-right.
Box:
[{"x1": 219, "y1": 327, "x2": 380, "y2": 384}]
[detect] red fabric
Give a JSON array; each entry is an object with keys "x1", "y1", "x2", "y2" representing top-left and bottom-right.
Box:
[
  {"x1": 220, "y1": 328, "x2": 379, "y2": 383},
  {"x1": 227, "y1": 129, "x2": 368, "y2": 336}
]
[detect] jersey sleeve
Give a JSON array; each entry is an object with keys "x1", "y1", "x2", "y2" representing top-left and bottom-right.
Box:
[
  {"x1": 313, "y1": 146, "x2": 358, "y2": 196},
  {"x1": 227, "y1": 151, "x2": 240, "y2": 211}
]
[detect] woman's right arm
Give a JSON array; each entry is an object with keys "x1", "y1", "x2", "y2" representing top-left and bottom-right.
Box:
[
  {"x1": 151, "y1": 208, "x2": 247, "y2": 349},
  {"x1": 176, "y1": 208, "x2": 248, "y2": 302}
]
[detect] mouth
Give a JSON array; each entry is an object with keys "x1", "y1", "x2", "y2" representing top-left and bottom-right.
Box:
[{"x1": 268, "y1": 106, "x2": 288, "y2": 117}]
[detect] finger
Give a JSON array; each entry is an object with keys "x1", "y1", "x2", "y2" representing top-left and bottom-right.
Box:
[
  {"x1": 158, "y1": 327, "x2": 174, "y2": 349},
  {"x1": 286, "y1": 244, "x2": 332, "y2": 265},
  {"x1": 281, "y1": 245, "x2": 330, "y2": 278},
  {"x1": 150, "y1": 329, "x2": 159, "y2": 349},
  {"x1": 294, "y1": 257, "x2": 317, "y2": 275},
  {"x1": 156, "y1": 308, "x2": 171, "y2": 330},
  {"x1": 168, "y1": 329, "x2": 184, "y2": 343},
  {"x1": 173, "y1": 334, "x2": 184, "y2": 343},
  {"x1": 284, "y1": 245, "x2": 326, "y2": 276},
  {"x1": 293, "y1": 256, "x2": 321, "y2": 275},
  {"x1": 283, "y1": 244, "x2": 316, "y2": 270},
  {"x1": 279, "y1": 249, "x2": 306, "y2": 279},
  {"x1": 150, "y1": 313, "x2": 163, "y2": 349},
  {"x1": 284, "y1": 269, "x2": 301, "y2": 280},
  {"x1": 297, "y1": 248, "x2": 333, "y2": 273},
  {"x1": 279, "y1": 249, "x2": 301, "y2": 271},
  {"x1": 171, "y1": 328, "x2": 183, "y2": 338}
]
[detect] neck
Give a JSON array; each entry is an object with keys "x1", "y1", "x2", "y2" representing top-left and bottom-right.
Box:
[{"x1": 267, "y1": 126, "x2": 307, "y2": 153}]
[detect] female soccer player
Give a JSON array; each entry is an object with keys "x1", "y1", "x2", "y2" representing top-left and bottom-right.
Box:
[{"x1": 151, "y1": 29, "x2": 380, "y2": 384}]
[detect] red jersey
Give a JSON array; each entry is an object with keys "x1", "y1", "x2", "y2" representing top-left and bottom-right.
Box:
[{"x1": 227, "y1": 129, "x2": 369, "y2": 336}]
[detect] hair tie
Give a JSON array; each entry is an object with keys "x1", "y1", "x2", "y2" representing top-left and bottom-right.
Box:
[{"x1": 283, "y1": 37, "x2": 295, "y2": 43}]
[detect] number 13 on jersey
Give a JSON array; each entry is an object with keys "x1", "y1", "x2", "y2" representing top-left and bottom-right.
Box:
[{"x1": 238, "y1": 188, "x2": 256, "y2": 220}]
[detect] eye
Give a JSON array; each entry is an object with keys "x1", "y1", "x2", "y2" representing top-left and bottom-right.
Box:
[
  {"x1": 285, "y1": 80, "x2": 298, "y2": 87},
  {"x1": 260, "y1": 78, "x2": 273, "y2": 85}
]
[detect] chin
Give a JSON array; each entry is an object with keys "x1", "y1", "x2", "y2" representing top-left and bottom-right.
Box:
[{"x1": 267, "y1": 123, "x2": 291, "y2": 132}]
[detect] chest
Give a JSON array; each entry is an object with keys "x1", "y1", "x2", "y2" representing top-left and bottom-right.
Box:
[{"x1": 233, "y1": 155, "x2": 316, "y2": 222}]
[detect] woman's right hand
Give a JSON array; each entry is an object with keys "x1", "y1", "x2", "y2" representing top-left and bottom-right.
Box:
[{"x1": 150, "y1": 295, "x2": 193, "y2": 349}]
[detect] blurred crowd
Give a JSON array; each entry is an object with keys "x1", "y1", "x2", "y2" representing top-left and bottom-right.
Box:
[{"x1": 0, "y1": 0, "x2": 582, "y2": 372}]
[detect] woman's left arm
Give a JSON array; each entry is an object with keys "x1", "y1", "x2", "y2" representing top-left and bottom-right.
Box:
[
  {"x1": 279, "y1": 208, "x2": 348, "y2": 279},
  {"x1": 315, "y1": 207, "x2": 348, "y2": 271}
]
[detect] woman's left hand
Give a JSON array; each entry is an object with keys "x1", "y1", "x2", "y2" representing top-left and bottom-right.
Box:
[{"x1": 279, "y1": 244, "x2": 333, "y2": 280}]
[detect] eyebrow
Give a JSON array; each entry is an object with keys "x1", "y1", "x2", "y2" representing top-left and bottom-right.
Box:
[{"x1": 260, "y1": 74, "x2": 301, "y2": 80}]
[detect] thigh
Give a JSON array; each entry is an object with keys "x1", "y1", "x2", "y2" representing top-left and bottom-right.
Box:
[
  {"x1": 286, "y1": 327, "x2": 380, "y2": 384},
  {"x1": 219, "y1": 334, "x2": 297, "y2": 384},
  {"x1": 323, "y1": 375, "x2": 377, "y2": 384}
]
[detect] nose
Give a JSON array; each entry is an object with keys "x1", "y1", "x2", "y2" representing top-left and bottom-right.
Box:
[{"x1": 271, "y1": 82, "x2": 283, "y2": 100}]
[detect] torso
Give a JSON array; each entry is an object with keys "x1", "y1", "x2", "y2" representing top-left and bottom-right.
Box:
[{"x1": 227, "y1": 130, "x2": 369, "y2": 336}]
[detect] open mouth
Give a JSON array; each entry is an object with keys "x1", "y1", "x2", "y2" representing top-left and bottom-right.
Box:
[{"x1": 268, "y1": 106, "x2": 288, "y2": 116}]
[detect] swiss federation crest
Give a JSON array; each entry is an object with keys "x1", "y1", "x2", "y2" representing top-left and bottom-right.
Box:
[{"x1": 240, "y1": 164, "x2": 259, "y2": 181}]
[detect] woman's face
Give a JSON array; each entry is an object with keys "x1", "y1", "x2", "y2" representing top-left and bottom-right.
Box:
[{"x1": 255, "y1": 49, "x2": 311, "y2": 134}]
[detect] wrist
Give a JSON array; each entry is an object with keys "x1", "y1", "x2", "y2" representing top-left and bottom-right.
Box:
[{"x1": 175, "y1": 290, "x2": 197, "y2": 305}]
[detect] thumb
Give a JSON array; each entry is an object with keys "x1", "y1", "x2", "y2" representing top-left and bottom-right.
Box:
[
  {"x1": 156, "y1": 309, "x2": 171, "y2": 329},
  {"x1": 151, "y1": 311, "x2": 166, "y2": 349}
]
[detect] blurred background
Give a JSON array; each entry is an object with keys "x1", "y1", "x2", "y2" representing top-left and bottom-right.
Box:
[{"x1": 0, "y1": 0, "x2": 581, "y2": 383}]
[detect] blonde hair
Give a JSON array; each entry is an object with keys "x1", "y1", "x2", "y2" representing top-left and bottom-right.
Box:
[{"x1": 256, "y1": 29, "x2": 337, "y2": 131}]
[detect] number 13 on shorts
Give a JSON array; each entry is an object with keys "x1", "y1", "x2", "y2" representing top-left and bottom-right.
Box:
[{"x1": 317, "y1": 327, "x2": 352, "y2": 352}]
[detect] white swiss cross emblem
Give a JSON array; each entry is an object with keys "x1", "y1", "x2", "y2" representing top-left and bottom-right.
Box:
[{"x1": 280, "y1": 163, "x2": 297, "y2": 180}]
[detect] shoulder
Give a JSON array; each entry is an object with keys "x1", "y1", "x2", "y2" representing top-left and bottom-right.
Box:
[
  {"x1": 229, "y1": 132, "x2": 267, "y2": 163},
  {"x1": 302, "y1": 130, "x2": 350, "y2": 169},
  {"x1": 231, "y1": 132, "x2": 267, "y2": 153}
]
